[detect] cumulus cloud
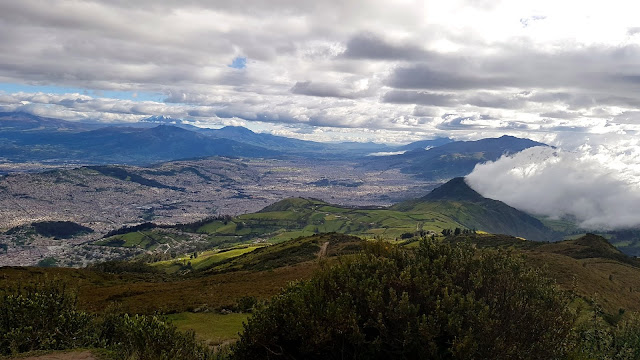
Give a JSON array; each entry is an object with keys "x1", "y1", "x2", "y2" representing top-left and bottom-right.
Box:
[
  {"x1": 466, "y1": 146, "x2": 640, "y2": 230},
  {"x1": 0, "y1": 0, "x2": 640, "y2": 145},
  {"x1": 341, "y1": 32, "x2": 430, "y2": 60}
]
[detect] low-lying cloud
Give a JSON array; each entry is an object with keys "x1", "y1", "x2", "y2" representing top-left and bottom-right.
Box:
[{"x1": 466, "y1": 146, "x2": 640, "y2": 230}]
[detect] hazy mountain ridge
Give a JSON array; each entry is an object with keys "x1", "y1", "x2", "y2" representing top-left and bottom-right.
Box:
[
  {"x1": 368, "y1": 135, "x2": 548, "y2": 181},
  {"x1": 0, "y1": 112, "x2": 492, "y2": 167}
]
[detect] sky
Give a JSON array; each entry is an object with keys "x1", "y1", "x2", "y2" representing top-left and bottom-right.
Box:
[
  {"x1": 0, "y1": 0, "x2": 639, "y2": 145},
  {"x1": 1, "y1": 0, "x2": 640, "y2": 228}
]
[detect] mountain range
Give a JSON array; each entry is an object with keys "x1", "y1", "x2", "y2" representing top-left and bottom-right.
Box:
[
  {"x1": 365, "y1": 135, "x2": 548, "y2": 181},
  {"x1": 0, "y1": 112, "x2": 542, "y2": 177}
]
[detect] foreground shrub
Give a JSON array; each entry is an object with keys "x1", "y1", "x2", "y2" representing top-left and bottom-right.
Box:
[
  {"x1": 0, "y1": 281, "x2": 218, "y2": 359},
  {"x1": 231, "y1": 239, "x2": 576, "y2": 360},
  {"x1": 0, "y1": 281, "x2": 94, "y2": 355},
  {"x1": 99, "y1": 312, "x2": 215, "y2": 360},
  {"x1": 571, "y1": 309, "x2": 640, "y2": 359}
]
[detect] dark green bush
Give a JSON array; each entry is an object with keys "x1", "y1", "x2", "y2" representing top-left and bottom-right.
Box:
[
  {"x1": 98, "y1": 313, "x2": 215, "y2": 360},
  {"x1": 231, "y1": 239, "x2": 576, "y2": 360},
  {"x1": 90, "y1": 260, "x2": 160, "y2": 274},
  {"x1": 570, "y1": 309, "x2": 640, "y2": 360},
  {"x1": 0, "y1": 281, "x2": 94, "y2": 355},
  {"x1": 235, "y1": 296, "x2": 258, "y2": 313},
  {"x1": 0, "y1": 281, "x2": 218, "y2": 359}
]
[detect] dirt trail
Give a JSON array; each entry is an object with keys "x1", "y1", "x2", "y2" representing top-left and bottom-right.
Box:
[
  {"x1": 15, "y1": 351, "x2": 98, "y2": 360},
  {"x1": 318, "y1": 241, "x2": 329, "y2": 258}
]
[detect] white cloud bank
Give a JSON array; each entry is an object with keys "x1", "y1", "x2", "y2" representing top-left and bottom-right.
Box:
[
  {"x1": 466, "y1": 145, "x2": 640, "y2": 230},
  {"x1": 2, "y1": 0, "x2": 640, "y2": 145}
]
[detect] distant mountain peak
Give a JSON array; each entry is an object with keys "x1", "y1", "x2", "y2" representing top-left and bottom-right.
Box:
[
  {"x1": 421, "y1": 177, "x2": 485, "y2": 202},
  {"x1": 218, "y1": 126, "x2": 255, "y2": 134}
]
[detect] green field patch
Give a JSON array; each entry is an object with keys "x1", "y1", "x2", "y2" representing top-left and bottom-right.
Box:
[
  {"x1": 319, "y1": 220, "x2": 346, "y2": 233},
  {"x1": 318, "y1": 205, "x2": 350, "y2": 213},
  {"x1": 240, "y1": 211, "x2": 302, "y2": 221},
  {"x1": 215, "y1": 222, "x2": 238, "y2": 234},
  {"x1": 191, "y1": 246, "x2": 261, "y2": 270},
  {"x1": 270, "y1": 230, "x2": 316, "y2": 242},
  {"x1": 197, "y1": 220, "x2": 226, "y2": 234},
  {"x1": 152, "y1": 246, "x2": 262, "y2": 273},
  {"x1": 165, "y1": 312, "x2": 249, "y2": 345}
]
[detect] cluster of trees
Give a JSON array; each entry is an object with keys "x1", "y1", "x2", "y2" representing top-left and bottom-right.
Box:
[
  {"x1": 6, "y1": 221, "x2": 93, "y2": 239},
  {"x1": 103, "y1": 222, "x2": 158, "y2": 238},
  {"x1": 174, "y1": 215, "x2": 234, "y2": 232},
  {"x1": 441, "y1": 227, "x2": 476, "y2": 236},
  {"x1": 0, "y1": 281, "x2": 222, "y2": 359}
]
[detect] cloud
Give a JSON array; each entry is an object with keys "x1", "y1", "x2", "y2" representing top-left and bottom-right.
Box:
[
  {"x1": 0, "y1": 0, "x2": 639, "y2": 148},
  {"x1": 290, "y1": 80, "x2": 371, "y2": 99},
  {"x1": 466, "y1": 146, "x2": 640, "y2": 230},
  {"x1": 382, "y1": 90, "x2": 455, "y2": 106},
  {"x1": 367, "y1": 151, "x2": 407, "y2": 156},
  {"x1": 341, "y1": 32, "x2": 429, "y2": 60},
  {"x1": 539, "y1": 110, "x2": 582, "y2": 119},
  {"x1": 387, "y1": 44, "x2": 640, "y2": 94}
]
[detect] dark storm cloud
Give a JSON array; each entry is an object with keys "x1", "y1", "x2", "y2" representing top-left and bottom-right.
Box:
[
  {"x1": 387, "y1": 63, "x2": 492, "y2": 90},
  {"x1": 387, "y1": 44, "x2": 640, "y2": 98},
  {"x1": 382, "y1": 90, "x2": 455, "y2": 106},
  {"x1": 342, "y1": 32, "x2": 430, "y2": 60},
  {"x1": 291, "y1": 81, "x2": 368, "y2": 99}
]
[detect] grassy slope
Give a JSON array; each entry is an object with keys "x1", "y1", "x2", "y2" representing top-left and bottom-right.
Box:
[
  {"x1": 151, "y1": 245, "x2": 263, "y2": 273},
  {"x1": 94, "y1": 197, "x2": 465, "y2": 255},
  {"x1": 96, "y1": 178, "x2": 567, "y2": 258},
  {"x1": 4, "y1": 233, "x2": 640, "y2": 342},
  {"x1": 0, "y1": 262, "x2": 318, "y2": 314},
  {"x1": 165, "y1": 312, "x2": 249, "y2": 345},
  {"x1": 0, "y1": 233, "x2": 363, "y2": 314},
  {"x1": 203, "y1": 233, "x2": 363, "y2": 274},
  {"x1": 447, "y1": 233, "x2": 640, "y2": 314},
  {"x1": 195, "y1": 198, "x2": 464, "y2": 244}
]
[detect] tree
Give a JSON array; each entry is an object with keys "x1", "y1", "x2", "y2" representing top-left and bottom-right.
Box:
[{"x1": 231, "y1": 239, "x2": 575, "y2": 359}]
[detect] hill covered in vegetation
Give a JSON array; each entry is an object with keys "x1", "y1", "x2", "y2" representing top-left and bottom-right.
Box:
[
  {"x1": 94, "y1": 177, "x2": 560, "y2": 264},
  {"x1": 3, "y1": 233, "x2": 640, "y2": 359}
]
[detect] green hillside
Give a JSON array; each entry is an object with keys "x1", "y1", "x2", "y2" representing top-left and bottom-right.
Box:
[
  {"x1": 394, "y1": 177, "x2": 557, "y2": 241},
  {"x1": 5, "y1": 233, "x2": 640, "y2": 359},
  {"x1": 95, "y1": 178, "x2": 560, "y2": 265}
]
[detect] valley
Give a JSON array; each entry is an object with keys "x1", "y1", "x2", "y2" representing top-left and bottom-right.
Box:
[{"x1": 0, "y1": 156, "x2": 434, "y2": 266}]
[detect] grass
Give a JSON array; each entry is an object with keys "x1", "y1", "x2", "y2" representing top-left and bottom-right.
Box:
[
  {"x1": 7, "y1": 231, "x2": 640, "y2": 321},
  {"x1": 165, "y1": 312, "x2": 249, "y2": 345},
  {"x1": 205, "y1": 233, "x2": 364, "y2": 273},
  {"x1": 0, "y1": 261, "x2": 320, "y2": 315},
  {"x1": 95, "y1": 230, "x2": 193, "y2": 250},
  {"x1": 99, "y1": 195, "x2": 555, "y2": 254},
  {"x1": 151, "y1": 246, "x2": 263, "y2": 273}
]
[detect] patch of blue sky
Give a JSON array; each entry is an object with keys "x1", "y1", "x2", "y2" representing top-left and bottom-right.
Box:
[
  {"x1": 0, "y1": 82, "x2": 161, "y2": 102},
  {"x1": 228, "y1": 56, "x2": 247, "y2": 69}
]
